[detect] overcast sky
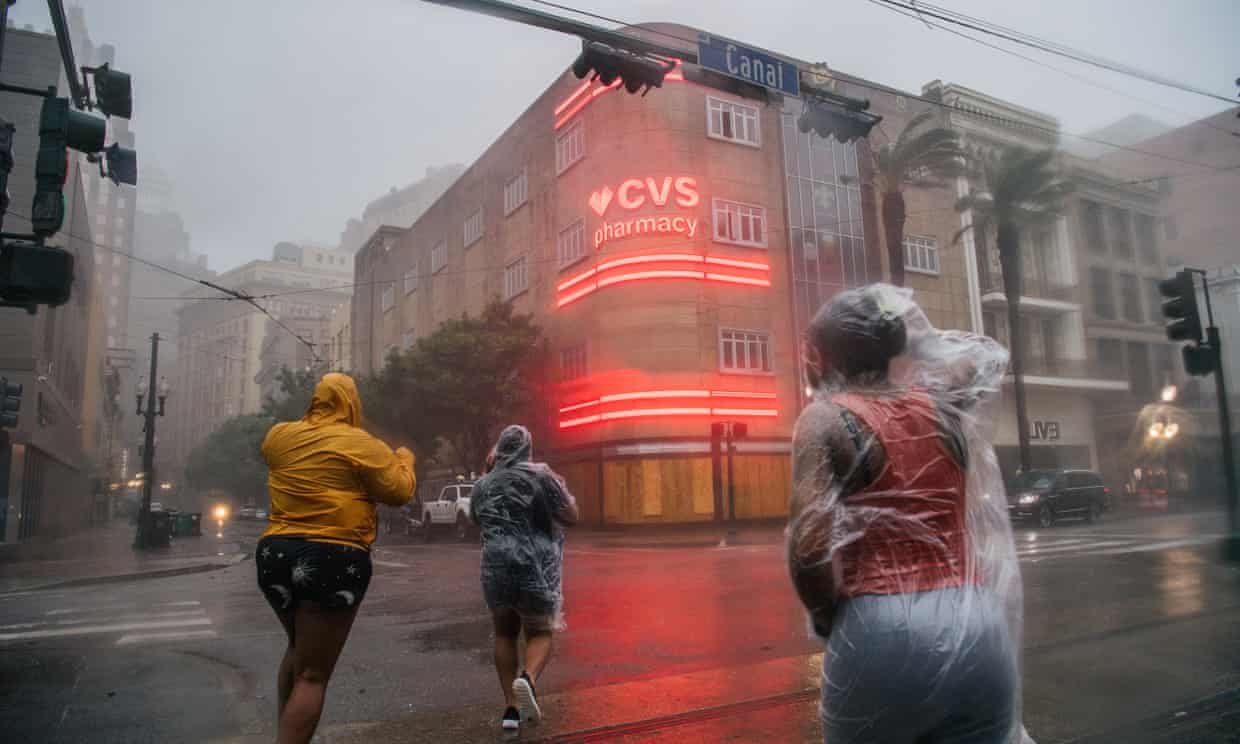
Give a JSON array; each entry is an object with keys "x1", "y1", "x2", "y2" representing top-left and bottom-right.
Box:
[{"x1": 7, "y1": 0, "x2": 1238, "y2": 275}]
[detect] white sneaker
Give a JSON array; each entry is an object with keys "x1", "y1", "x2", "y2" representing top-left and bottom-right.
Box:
[
  {"x1": 512, "y1": 673, "x2": 542, "y2": 724},
  {"x1": 501, "y1": 706, "x2": 520, "y2": 731}
]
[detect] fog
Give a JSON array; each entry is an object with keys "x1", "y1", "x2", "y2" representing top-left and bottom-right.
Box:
[{"x1": 5, "y1": 0, "x2": 1237, "y2": 271}]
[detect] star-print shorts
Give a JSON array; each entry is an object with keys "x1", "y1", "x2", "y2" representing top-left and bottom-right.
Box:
[{"x1": 256, "y1": 536, "x2": 373, "y2": 612}]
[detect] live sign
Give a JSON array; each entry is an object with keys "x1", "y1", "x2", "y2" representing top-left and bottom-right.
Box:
[{"x1": 697, "y1": 33, "x2": 800, "y2": 97}]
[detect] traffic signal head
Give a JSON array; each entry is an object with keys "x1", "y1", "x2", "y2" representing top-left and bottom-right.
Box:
[
  {"x1": 0, "y1": 241, "x2": 75, "y2": 311},
  {"x1": 571, "y1": 42, "x2": 673, "y2": 96},
  {"x1": 105, "y1": 143, "x2": 138, "y2": 186},
  {"x1": 91, "y1": 64, "x2": 133, "y2": 119},
  {"x1": 798, "y1": 97, "x2": 882, "y2": 144},
  {"x1": 731, "y1": 422, "x2": 748, "y2": 439},
  {"x1": 31, "y1": 97, "x2": 107, "y2": 237},
  {"x1": 1182, "y1": 343, "x2": 1217, "y2": 377},
  {"x1": 0, "y1": 377, "x2": 22, "y2": 429},
  {"x1": 1158, "y1": 270, "x2": 1203, "y2": 343}
]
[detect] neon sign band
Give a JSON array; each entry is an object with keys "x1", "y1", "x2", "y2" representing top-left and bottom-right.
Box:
[
  {"x1": 556, "y1": 253, "x2": 771, "y2": 308},
  {"x1": 558, "y1": 389, "x2": 779, "y2": 429}
]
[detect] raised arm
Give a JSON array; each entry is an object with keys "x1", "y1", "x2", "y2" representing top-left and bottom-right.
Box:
[{"x1": 357, "y1": 439, "x2": 416, "y2": 507}]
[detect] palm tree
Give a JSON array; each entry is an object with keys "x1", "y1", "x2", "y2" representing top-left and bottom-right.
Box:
[
  {"x1": 956, "y1": 146, "x2": 1073, "y2": 473},
  {"x1": 873, "y1": 110, "x2": 969, "y2": 287}
]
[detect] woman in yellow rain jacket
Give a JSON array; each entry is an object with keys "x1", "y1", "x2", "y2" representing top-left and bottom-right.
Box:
[{"x1": 256, "y1": 372, "x2": 414, "y2": 744}]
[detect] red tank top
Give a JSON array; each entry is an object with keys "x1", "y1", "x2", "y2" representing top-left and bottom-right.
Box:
[{"x1": 829, "y1": 391, "x2": 975, "y2": 598}]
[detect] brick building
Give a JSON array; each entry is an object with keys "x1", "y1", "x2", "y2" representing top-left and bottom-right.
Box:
[{"x1": 351, "y1": 25, "x2": 985, "y2": 524}]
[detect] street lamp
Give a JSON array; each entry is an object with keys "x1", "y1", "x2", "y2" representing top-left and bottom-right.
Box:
[{"x1": 1161, "y1": 384, "x2": 1178, "y2": 403}]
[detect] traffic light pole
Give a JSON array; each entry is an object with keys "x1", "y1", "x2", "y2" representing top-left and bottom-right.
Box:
[
  {"x1": 1198, "y1": 279, "x2": 1240, "y2": 560},
  {"x1": 134, "y1": 333, "x2": 160, "y2": 550}
]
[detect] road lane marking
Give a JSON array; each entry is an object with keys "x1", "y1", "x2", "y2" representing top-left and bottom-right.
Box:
[
  {"x1": 161, "y1": 600, "x2": 202, "y2": 607},
  {"x1": 373, "y1": 560, "x2": 411, "y2": 568},
  {"x1": 1, "y1": 610, "x2": 205, "y2": 631},
  {"x1": 1017, "y1": 539, "x2": 1131, "y2": 557},
  {"x1": 0, "y1": 616, "x2": 212, "y2": 641},
  {"x1": 115, "y1": 629, "x2": 218, "y2": 646}
]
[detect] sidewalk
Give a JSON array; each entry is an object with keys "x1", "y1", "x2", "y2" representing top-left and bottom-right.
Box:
[{"x1": 0, "y1": 520, "x2": 253, "y2": 593}]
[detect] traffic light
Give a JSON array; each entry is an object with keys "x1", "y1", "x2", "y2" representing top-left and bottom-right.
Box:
[
  {"x1": 104, "y1": 143, "x2": 138, "y2": 186},
  {"x1": 798, "y1": 96, "x2": 882, "y2": 144},
  {"x1": 731, "y1": 422, "x2": 748, "y2": 439},
  {"x1": 0, "y1": 377, "x2": 21, "y2": 429},
  {"x1": 1182, "y1": 343, "x2": 1218, "y2": 377},
  {"x1": 571, "y1": 41, "x2": 675, "y2": 96},
  {"x1": 0, "y1": 240, "x2": 75, "y2": 312},
  {"x1": 1158, "y1": 270, "x2": 1203, "y2": 343},
  {"x1": 31, "y1": 96, "x2": 106, "y2": 237},
  {"x1": 89, "y1": 63, "x2": 133, "y2": 119}
]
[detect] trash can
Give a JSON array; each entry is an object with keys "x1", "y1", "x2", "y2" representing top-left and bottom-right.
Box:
[
  {"x1": 188, "y1": 512, "x2": 202, "y2": 536},
  {"x1": 146, "y1": 510, "x2": 172, "y2": 547},
  {"x1": 173, "y1": 512, "x2": 198, "y2": 537}
]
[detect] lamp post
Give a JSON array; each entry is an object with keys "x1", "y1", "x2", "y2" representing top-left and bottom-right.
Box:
[{"x1": 133, "y1": 333, "x2": 170, "y2": 549}]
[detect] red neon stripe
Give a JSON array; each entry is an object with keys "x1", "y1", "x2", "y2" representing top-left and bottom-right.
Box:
[
  {"x1": 705, "y1": 273, "x2": 772, "y2": 287},
  {"x1": 711, "y1": 408, "x2": 779, "y2": 417},
  {"x1": 559, "y1": 414, "x2": 601, "y2": 429},
  {"x1": 601, "y1": 407, "x2": 712, "y2": 421},
  {"x1": 554, "y1": 80, "x2": 593, "y2": 116},
  {"x1": 559, "y1": 398, "x2": 600, "y2": 414},
  {"x1": 710, "y1": 391, "x2": 778, "y2": 399},
  {"x1": 558, "y1": 266, "x2": 597, "y2": 292},
  {"x1": 705, "y1": 256, "x2": 770, "y2": 271},
  {"x1": 556, "y1": 282, "x2": 598, "y2": 308},
  {"x1": 598, "y1": 270, "x2": 704, "y2": 288},
  {"x1": 600, "y1": 389, "x2": 709, "y2": 403},
  {"x1": 597, "y1": 253, "x2": 704, "y2": 272}
]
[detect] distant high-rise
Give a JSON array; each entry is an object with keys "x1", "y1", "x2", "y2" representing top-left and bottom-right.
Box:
[{"x1": 338, "y1": 164, "x2": 465, "y2": 254}]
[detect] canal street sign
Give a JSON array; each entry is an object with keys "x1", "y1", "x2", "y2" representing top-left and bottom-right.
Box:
[{"x1": 697, "y1": 33, "x2": 800, "y2": 97}]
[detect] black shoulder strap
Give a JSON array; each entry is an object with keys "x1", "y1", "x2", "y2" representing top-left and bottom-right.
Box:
[{"x1": 837, "y1": 408, "x2": 873, "y2": 489}]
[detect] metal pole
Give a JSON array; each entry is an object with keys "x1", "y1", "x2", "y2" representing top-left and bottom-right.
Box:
[
  {"x1": 44, "y1": 0, "x2": 88, "y2": 108},
  {"x1": 1209, "y1": 325, "x2": 1239, "y2": 559},
  {"x1": 726, "y1": 423, "x2": 736, "y2": 522},
  {"x1": 0, "y1": 1, "x2": 13, "y2": 77},
  {"x1": 135, "y1": 333, "x2": 159, "y2": 549}
]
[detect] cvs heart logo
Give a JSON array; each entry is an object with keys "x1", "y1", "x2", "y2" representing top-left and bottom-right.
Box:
[{"x1": 588, "y1": 186, "x2": 614, "y2": 217}]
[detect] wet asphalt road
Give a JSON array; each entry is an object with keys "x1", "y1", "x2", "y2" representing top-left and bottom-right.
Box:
[{"x1": 1, "y1": 511, "x2": 1238, "y2": 743}]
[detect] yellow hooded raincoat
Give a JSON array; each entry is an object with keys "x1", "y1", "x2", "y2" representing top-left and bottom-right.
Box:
[{"x1": 260, "y1": 373, "x2": 414, "y2": 551}]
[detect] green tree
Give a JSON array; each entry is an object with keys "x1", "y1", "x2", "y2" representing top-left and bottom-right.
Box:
[
  {"x1": 383, "y1": 299, "x2": 544, "y2": 474},
  {"x1": 261, "y1": 366, "x2": 321, "y2": 422},
  {"x1": 956, "y1": 146, "x2": 1073, "y2": 473},
  {"x1": 873, "y1": 109, "x2": 968, "y2": 287},
  {"x1": 184, "y1": 413, "x2": 272, "y2": 506}
]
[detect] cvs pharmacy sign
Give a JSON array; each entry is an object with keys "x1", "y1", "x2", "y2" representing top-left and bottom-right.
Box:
[{"x1": 589, "y1": 176, "x2": 701, "y2": 249}]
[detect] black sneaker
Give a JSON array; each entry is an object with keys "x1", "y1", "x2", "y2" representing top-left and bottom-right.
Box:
[
  {"x1": 512, "y1": 672, "x2": 542, "y2": 724},
  {"x1": 501, "y1": 706, "x2": 520, "y2": 731}
]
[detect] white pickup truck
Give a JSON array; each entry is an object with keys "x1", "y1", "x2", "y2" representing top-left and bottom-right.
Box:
[{"x1": 418, "y1": 482, "x2": 475, "y2": 542}]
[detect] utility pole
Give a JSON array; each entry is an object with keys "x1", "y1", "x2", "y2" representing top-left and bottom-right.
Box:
[
  {"x1": 1199, "y1": 280, "x2": 1239, "y2": 560},
  {"x1": 133, "y1": 332, "x2": 168, "y2": 550}
]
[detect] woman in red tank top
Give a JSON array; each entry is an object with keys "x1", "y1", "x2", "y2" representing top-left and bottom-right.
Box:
[{"x1": 787, "y1": 285, "x2": 1032, "y2": 744}]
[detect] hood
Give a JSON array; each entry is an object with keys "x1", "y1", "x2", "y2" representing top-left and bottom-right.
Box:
[
  {"x1": 490, "y1": 424, "x2": 533, "y2": 469},
  {"x1": 304, "y1": 372, "x2": 362, "y2": 428}
]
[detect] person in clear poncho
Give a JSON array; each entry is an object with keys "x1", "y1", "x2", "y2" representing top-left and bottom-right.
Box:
[
  {"x1": 787, "y1": 285, "x2": 1033, "y2": 744},
  {"x1": 469, "y1": 425, "x2": 579, "y2": 731}
]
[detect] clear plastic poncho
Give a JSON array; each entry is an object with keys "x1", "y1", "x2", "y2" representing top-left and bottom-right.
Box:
[
  {"x1": 787, "y1": 284, "x2": 1032, "y2": 744},
  {"x1": 470, "y1": 425, "x2": 577, "y2": 631}
]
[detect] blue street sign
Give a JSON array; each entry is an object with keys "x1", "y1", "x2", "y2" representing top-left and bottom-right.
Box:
[{"x1": 697, "y1": 33, "x2": 800, "y2": 97}]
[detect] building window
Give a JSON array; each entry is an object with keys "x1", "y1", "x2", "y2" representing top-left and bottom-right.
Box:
[
  {"x1": 96, "y1": 213, "x2": 106, "y2": 226},
  {"x1": 403, "y1": 268, "x2": 418, "y2": 295},
  {"x1": 431, "y1": 240, "x2": 447, "y2": 273},
  {"x1": 719, "y1": 329, "x2": 772, "y2": 374},
  {"x1": 556, "y1": 119, "x2": 585, "y2": 174},
  {"x1": 463, "y1": 209, "x2": 484, "y2": 248},
  {"x1": 380, "y1": 285, "x2": 395, "y2": 313},
  {"x1": 903, "y1": 235, "x2": 940, "y2": 275},
  {"x1": 504, "y1": 255, "x2": 528, "y2": 300},
  {"x1": 706, "y1": 96, "x2": 760, "y2": 146},
  {"x1": 1134, "y1": 213, "x2": 1158, "y2": 263},
  {"x1": 1096, "y1": 337, "x2": 1123, "y2": 377},
  {"x1": 503, "y1": 169, "x2": 528, "y2": 216},
  {"x1": 316, "y1": 254, "x2": 323, "y2": 263},
  {"x1": 1090, "y1": 267, "x2": 1114, "y2": 319},
  {"x1": 1108, "y1": 207, "x2": 1132, "y2": 260},
  {"x1": 1164, "y1": 215, "x2": 1178, "y2": 241},
  {"x1": 402, "y1": 330, "x2": 415, "y2": 348},
  {"x1": 112, "y1": 254, "x2": 122, "y2": 267},
  {"x1": 557, "y1": 219, "x2": 587, "y2": 268},
  {"x1": 1080, "y1": 200, "x2": 1105, "y2": 255},
  {"x1": 1127, "y1": 341, "x2": 1153, "y2": 399},
  {"x1": 94, "y1": 254, "x2": 102, "y2": 265},
  {"x1": 1119, "y1": 273, "x2": 1142, "y2": 322},
  {"x1": 712, "y1": 199, "x2": 767, "y2": 248},
  {"x1": 560, "y1": 343, "x2": 587, "y2": 382}
]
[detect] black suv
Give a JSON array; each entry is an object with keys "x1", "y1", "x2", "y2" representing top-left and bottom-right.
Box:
[{"x1": 1007, "y1": 469, "x2": 1110, "y2": 528}]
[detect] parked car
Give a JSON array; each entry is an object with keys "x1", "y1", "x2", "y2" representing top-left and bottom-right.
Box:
[
  {"x1": 238, "y1": 506, "x2": 257, "y2": 520},
  {"x1": 1008, "y1": 469, "x2": 1110, "y2": 527},
  {"x1": 420, "y1": 482, "x2": 475, "y2": 542},
  {"x1": 254, "y1": 508, "x2": 269, "y2": 520}
]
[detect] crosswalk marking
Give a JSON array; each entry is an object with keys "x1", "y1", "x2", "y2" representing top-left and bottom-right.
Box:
[
  {"x1": 116, "y1": 629, "x2": 218, "y2": 646},
  {"x1": 1, "y1": 610, "x2": 204, "y2": 631},
  {"x1": 0, "y1": 616, "x2": 212, "y2": 642}
]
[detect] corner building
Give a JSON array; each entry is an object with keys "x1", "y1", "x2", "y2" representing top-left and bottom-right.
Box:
[{"x1": 354, "y1": 24, "x2": 888, "y2": 524}]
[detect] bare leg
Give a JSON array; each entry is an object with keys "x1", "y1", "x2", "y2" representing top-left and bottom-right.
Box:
[
  {"x1": 278, "y1": 603, "x2": 359, "y2": 744},
  {"x1": 524, "y1": 629, "x2": 554, "y2": 682},
  {"x1": 492, "y1": 608, "x2": 522, "y2": 708},
  {"x1": 274, "y1": 609, "x2": 296, "y2": 716}
]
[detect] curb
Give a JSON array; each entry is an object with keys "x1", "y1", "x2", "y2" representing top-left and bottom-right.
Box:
[{"x1": 0, "y1": 551, "x2": 249, "y2": 594}]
